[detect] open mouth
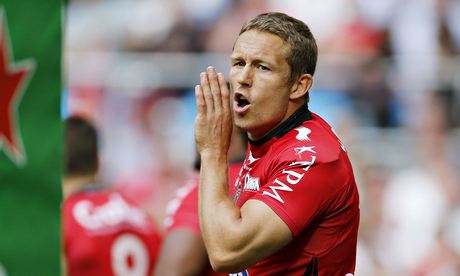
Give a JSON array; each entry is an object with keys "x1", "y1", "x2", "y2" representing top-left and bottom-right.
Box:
[
  {"x1": 234, "y1": 94, "x2": 251, "y2": 113},
  {"x1": 237, "y1": 97, "x2": 250, "y2": 108}
]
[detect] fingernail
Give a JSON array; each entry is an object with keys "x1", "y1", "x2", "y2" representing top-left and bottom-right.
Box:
[{"x1": 207, "y1": 66, "x2": 216, "y2": 74}]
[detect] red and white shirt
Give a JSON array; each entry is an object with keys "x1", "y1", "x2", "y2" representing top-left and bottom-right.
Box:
[
  {"x1": 231, "y1": 109, "x2": 360, "y2": 276},
  {"x1": 62, "y1": 187, "x2": 162, "y2": 276}
]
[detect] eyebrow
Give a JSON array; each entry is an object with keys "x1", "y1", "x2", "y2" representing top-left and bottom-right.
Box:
[{"x1": 231, "y1": 55, "x2": 274, "y2": 67}]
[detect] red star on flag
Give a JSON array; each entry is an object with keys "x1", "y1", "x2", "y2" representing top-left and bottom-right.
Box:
[{"x1": 0, "y1": 11, "x2": 34, "y2": 165}]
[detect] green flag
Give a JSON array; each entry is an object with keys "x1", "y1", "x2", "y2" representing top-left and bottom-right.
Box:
[{"x1": 0, "y1": 1, "x2": 62, "y2": 275}]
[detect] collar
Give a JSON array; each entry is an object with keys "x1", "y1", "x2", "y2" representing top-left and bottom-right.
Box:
[{"x1": 249, "y1": 104, "x2": 312, "y2": 146}]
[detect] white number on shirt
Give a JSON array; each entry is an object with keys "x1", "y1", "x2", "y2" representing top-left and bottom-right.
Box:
[{"x1": 111, "y1": 233, "x2": 148, "y2": 276}]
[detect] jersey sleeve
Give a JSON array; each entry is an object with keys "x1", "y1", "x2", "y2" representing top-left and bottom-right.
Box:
[
  {"x1": 251, "y1": 148, "x2": 353, "y2": 237},
  {"x1": 165, "y1": 183, "x2": 201, "y2": 235}
]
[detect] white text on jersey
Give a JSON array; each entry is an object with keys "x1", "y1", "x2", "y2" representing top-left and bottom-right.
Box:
[{"x1": 73, "y1": 193, "x2": 148, "y2": 230}]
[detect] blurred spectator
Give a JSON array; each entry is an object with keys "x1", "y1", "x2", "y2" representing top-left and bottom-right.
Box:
[
  {"x1": 347, "y1": 57, "x2": 397, "y2": 127},
  {"x1": 355, "y1": 0, "x2": 460, "y2": 129},
  {"x1": 123, "y1": 0, "x2": 177, "y2": 51},
  {"x1": 368, "y1": 92, "x2": 459, "y2": 275}
]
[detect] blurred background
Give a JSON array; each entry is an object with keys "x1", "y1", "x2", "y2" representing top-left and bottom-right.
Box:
[{"x1": 64, "y1": 0, "x2": 460, "y2": 275}]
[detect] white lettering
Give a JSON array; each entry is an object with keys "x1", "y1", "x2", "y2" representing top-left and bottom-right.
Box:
[
  {"x1": 289, "y1": 156, "x2": 316, "y2": 171},
  {"x1": 263, "y1": 153, "x2": 317, "y2": 203},
  {"x1": 262, "y1": 178, "x2": 293, "y2": 203},
  {"x1": 294, "y1": 146, "x2": 316, "y2": 159},
  {"x1": 282, "y1": 169, "x2": 304, "y2": 185},
  {"x1": 73, "y1": 193, "x2": 148, "y2": 231},
  {"x1": 243, "y1": 174, "x2": 260, "y2": 191}
]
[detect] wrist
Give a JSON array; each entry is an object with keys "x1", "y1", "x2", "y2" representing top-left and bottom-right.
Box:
[{"x1": 200, "y1": 150, "x2": 228, "y2": 164}]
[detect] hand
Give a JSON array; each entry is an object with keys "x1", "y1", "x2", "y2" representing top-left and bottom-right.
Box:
[{"x1": 194, "y1": 66, "x2": 232, "y2": 159}]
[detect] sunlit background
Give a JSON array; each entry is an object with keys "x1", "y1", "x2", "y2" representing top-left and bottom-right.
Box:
[{"x1": 64, "y1": 0, "x2": 460, "y2": 275}]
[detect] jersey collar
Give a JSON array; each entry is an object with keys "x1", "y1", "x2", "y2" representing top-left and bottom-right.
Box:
[{"x1": 249, "y1": 104, "x2": 313, "y2": 146}]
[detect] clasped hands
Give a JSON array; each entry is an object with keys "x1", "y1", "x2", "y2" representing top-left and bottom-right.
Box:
[{"x1": 194, "y1": 66, "x2": 233, "y2": 160}]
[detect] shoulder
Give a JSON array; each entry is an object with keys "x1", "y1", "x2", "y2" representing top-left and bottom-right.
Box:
[
  {"x1": 63, "y1": 189, "x2": 108, "y2": 210},
  {"x1": 274, "y1": 116, "x2": 343, "y2": 167}
]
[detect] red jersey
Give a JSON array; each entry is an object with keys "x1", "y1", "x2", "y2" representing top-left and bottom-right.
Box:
[
  {"x1": 62, "y1": 187, "x2": 162, "y2": 276},
  {"x1": 165, "y1": 163, "x2": 243, "y2": 276},
  {"x1": 231, "y1": 110, "x2": 360, "y2": 276},
  {"x1": 164, "y1": 173, "x2": 201, "y2": 235}
]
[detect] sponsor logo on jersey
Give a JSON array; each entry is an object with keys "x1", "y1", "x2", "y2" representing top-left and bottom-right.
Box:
[
  {"x1": 289, "y1": 155, "x2": 316, "y2": 170},
  {"x1": 243, "y1": 173, "x2": 260, "y2": 192},
  {"x1": 294, "y1": 146, "x2": 316, "y2": 159},
  {"x1": 73, "y1": 193, "x2": 148, "y2": 231},
  {"x1": 263, "y1": 130, "x2": 317, "y2": 203}
]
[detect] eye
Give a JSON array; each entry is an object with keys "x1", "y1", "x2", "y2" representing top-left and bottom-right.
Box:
[
  {"x1": 258, "y1": 65, "x2": 270, "y2": 71},
  {"x1": 233, "y1": 61, "x2": 245, "y2": 67}
]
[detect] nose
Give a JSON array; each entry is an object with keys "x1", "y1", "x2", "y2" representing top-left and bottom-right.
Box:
[{"x1": 236, "y1": 65, "x2": 253, "y2": 87}]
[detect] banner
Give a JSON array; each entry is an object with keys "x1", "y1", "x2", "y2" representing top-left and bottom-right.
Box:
[{"x1": 0, "y1": 1, "x2": 62, "y2": 275}]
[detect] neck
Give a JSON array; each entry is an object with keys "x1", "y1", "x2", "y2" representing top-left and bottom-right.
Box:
[
  {"x1": 248, "y1": 100, "x2": 307, "y2": 141},
  {"x1": 249, "y1": 103, "x2": 311, "y2": 146},
  {"x1": 63, "y1": 174, "x2": 97, "y2": 199}
]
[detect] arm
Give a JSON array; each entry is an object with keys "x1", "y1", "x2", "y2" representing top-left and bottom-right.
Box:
[
  {"x1": 195, "y1": 67, "x2": 292, "y2": 273},
  {"x1": 153, "y1": 229, "x2": 209, "y2": 276}
]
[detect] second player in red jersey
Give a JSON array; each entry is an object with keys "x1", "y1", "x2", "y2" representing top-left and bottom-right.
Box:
[
  {"x1": 62, "y1": 116, "x2": 162, "y2": 276},
  {"x1": 63, "y1": 188, "x2": 162, "y2": 276}
]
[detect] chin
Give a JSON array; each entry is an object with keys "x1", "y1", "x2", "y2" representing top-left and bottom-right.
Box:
[{"x1": 234, "y1": 118, "x2": 250, "y2": 132}]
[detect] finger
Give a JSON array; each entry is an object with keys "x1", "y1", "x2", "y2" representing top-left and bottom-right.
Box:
[
  {"x1": 200, "y1": 71, "x2": 214, "y2": 114},
  {"x1": 195, "y1": 84, "x2": 205, "y2": 116},
  {"x1": 207, "y1": 66, "x2": 222, "y2": 112},
  {"x1": 218, "y1": 73, "x2": 231, "y2": 116}
]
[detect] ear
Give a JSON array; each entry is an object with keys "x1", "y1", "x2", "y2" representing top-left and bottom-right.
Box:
[{"x1": 289, "y1": 73, "x2": 312, "y2": 100}]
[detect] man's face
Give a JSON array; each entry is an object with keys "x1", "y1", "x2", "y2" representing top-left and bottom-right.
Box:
[{"x1": 230, "y1": 30, "x2": 295, "y2": 140}]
